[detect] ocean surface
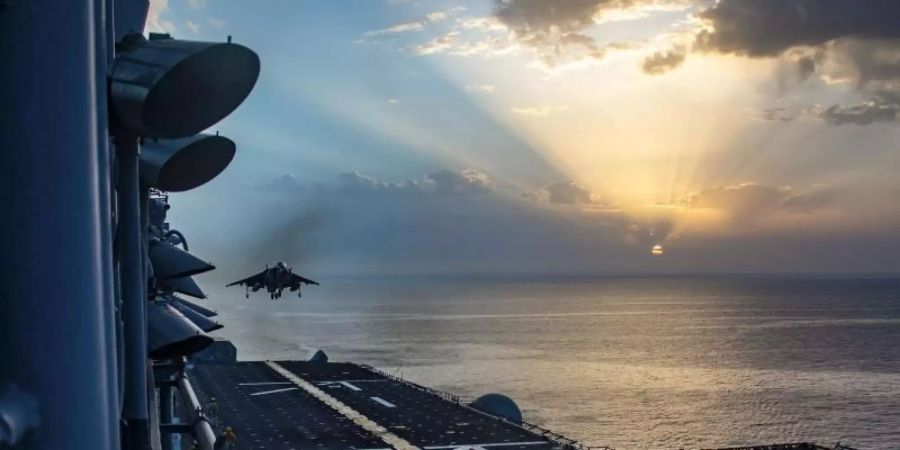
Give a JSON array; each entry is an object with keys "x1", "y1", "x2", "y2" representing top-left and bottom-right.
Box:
[{"x1": 200, "y1": 276, "x2": 900, "y2": 449}]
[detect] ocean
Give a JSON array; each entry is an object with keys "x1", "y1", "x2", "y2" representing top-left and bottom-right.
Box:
[{"x1": 200, "y1": 275, "x2": 900, "y2": 449}]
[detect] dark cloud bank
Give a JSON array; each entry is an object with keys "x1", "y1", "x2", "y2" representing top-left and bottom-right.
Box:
[
  {"x1": 265, "y1": 169, "x2": 492, "y2": 199},
  {"x1": 696, "y1": 0, "x2": 900, "y2": 125},
  {"x1": 492, "y1": 0, "x2": 900, "y2": 124}
]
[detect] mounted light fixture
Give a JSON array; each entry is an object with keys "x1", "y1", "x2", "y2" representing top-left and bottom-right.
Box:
[
  {"x1": 158, "y1": 275, "x2": 206, "y2": 299},
  {"x1": 147, "y1": 303, "x2": 213, "y2": 360},
  {"x1": 168, "y1": 299, "x2": 223, "y2": 333},
  {"x1": 110, "y1": 34, "x2": 260, "y2": 139},
  {"x1": 171, "y1": 296, "x2": 217, "y2": 318},
  {"x1": 140, "y1": 135, "x2": 236, "y2": 192},
  {"x1": 149, "y1": 240, "x2": 215, "y2": 280}
]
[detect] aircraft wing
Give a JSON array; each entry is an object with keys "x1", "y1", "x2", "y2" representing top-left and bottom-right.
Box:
[
  {"x1": 226, "y1": 270, "x2": 266, "y2": 287},
  {"x1": 290, "y1": 273, "x2": 319, "y2": 286}
]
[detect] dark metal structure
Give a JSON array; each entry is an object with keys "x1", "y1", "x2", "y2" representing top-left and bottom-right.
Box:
[{"x1": 0, "y1": 1, "x2": 258, "y2": 448}]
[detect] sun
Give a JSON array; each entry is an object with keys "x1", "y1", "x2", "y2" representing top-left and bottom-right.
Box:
[{"x1": 650, "y1": 244, "x2": 664, "y2": 256}]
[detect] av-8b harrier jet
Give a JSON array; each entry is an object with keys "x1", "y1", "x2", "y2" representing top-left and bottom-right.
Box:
[{"x1": 227, "y1": 261, "x2": 319, "y2": 299}]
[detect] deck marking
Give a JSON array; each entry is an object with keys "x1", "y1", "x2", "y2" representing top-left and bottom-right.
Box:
[
  {"x1": 370, "y1": 396, "x2": 396, "y2": 408},
  {"x1": 424, "y1": 442, "x2": 547, "y2": 449},
  {"x1": 341, "y1": 381, "x2": 363, "y2": 391},
  {"x1": 239, "y1": 382, "x2": 293, "y2": 386},
  {"x1": 315, "y1": 379, "x2": 388, "y2": 385},
  {"x1": 266, "y1": 361, "x2": 419, "y2": 450},
  {"x1": 250, "y1": 387, "x2": 299, "y2": 396}
]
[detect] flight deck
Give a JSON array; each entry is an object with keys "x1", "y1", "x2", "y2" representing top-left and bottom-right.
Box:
[
  {"x1": 188, "y1": 359, "x2": 854, "y2": 450},
  {"x1": 189, "y1": 360, "x2": 567, "y2": 450}
]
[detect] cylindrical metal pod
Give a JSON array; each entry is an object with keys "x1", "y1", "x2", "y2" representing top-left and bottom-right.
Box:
[
  {"x1": 110, "y1": 37, "x2": 260, "y2": 139},
  {"x1": 140, "y1": 135, "x2": 236, "y2": 192},
  {"x1": 147, "y1": 303, "x2": 213, "y2": 360},
  {"x1": 149, "y1": 240, "x2": 215, "y2": 280}
]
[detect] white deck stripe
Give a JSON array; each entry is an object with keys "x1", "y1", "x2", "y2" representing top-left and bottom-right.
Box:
[
  {"x1": 315, "y1": 379, "x2": 389, "y2": 384},
  {"x1": 249, "y1": 387, "x2": 299, "y2": 396},
  {"x1": 370, "y1": 396, "x2": 396, "y2": 408},
  {"x1": 239, "y1": 382, "x2": 293, "y2": 386},
  {"x1": 423, "y1": 441, "x2": 547, "y2": 449},
  {"x1": 340, "y1": 381, "x2": 363, "y2": 391},
  {"x1": 265, "y1": 361, "x2": 419, "y2": 450}
]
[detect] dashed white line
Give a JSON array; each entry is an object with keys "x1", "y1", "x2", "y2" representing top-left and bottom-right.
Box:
[
  {"x1": 370, "y1": 396, "x2": 396, "y2": 408},
  {"x1": 249, "y1": 387, "x2": 299, "y2": 396},
  {"x1": 340, "y1": 381, "x2": 363, "y2": 391},
  {"x1": 265, "y1": 361, "x2": 418, "y2": 450},
  {"x1": 315, "y1": 379, "x2": 389, "y2": 385},
  {"x1": 238, "y1": 382, "x2": 293, "y2": 386}
]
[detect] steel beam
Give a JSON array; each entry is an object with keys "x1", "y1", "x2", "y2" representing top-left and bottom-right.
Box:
[
  {"x1": 117, "y1": 136, "x2": 151, "y2": 449},
  {"x1": 0, "y1": 0, "x2": 116, "y2": 448}
]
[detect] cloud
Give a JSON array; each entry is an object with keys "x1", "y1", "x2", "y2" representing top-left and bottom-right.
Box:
[
  {"x1": 681, "y1": 183, "x2": 835, "y2": 218},
  {"x1": 541, "y1": 181, "x2": 600, "y2": 205},
  {"x1": 797, "y1": 55, "x2": 818, "y2": 80},
  {"x1": 185, "y1": 20, "x2": 201, "y2": 34},
  {"x1": 208, "y1": 17, "x2": 226, "y2": 30},
  {"x1": 753, "y1": 107, "x2": 794, "y2": 123},
  {"x1": 695, "y1": 0, "x2": 900, "y2": 57},
  {"x1": 465, "y1": 84, "x2": 496, "y2": 93},
  {"x1": 511, "y1": 105, "x2": 569, "y2": 117},
  {"x1": 821, "y1": 100, "x2": 898, "y2": 125},
  {"x1": 447, "y1": 35, "x2": 518, "y2": 57},
  {"x1": 262, "y1": 174, "x2": 304, "y2": 193},
  {"x1": 363, "y1": 20, "x2": 426, "y2": 38},
  {"x1": 691, "y1": 1, "x2": 900, "y2": 125},
  {"x1": 330, "y1": 172, "x2": 424, "y2": 197},
  {"x1": 491, "y1": 0, "x2": 688, "y2": 67},
  {"x1": 186, "y1": 0, "x2": 207, "y2": 10},
  {"x1": 362, "y1": 9, "x2": 465, "y2": 43},
  {"x1": 426, "y1": 11, "x2": 447, "y2": 22},
  {"x1": 269, "y1": 169, "x2": 493, "y2": 199},
  {"x1": 641, "y1": 46, "x2": 686, "y2": 74},
  {"x1": 460, "y1": 16, "x2": 508, "y2": 32},
  {"x1": 413, "y1": 32, "x2": 460, "y2": 55},
  {"x1": 146, "y1": 0, "x2": 176, "y2": 33},
  {"x1": 426, "y1": 169, "x2": 492, "y2": 196}
]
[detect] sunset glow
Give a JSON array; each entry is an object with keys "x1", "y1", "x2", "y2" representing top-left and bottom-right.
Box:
[{"x1": 154, "y1": 0, "x2": 900, "y2": 275}]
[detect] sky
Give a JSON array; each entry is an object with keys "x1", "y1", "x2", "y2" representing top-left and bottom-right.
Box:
[{"x1": 151, "y1": 0, "x2": 900, "y2": 277}]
